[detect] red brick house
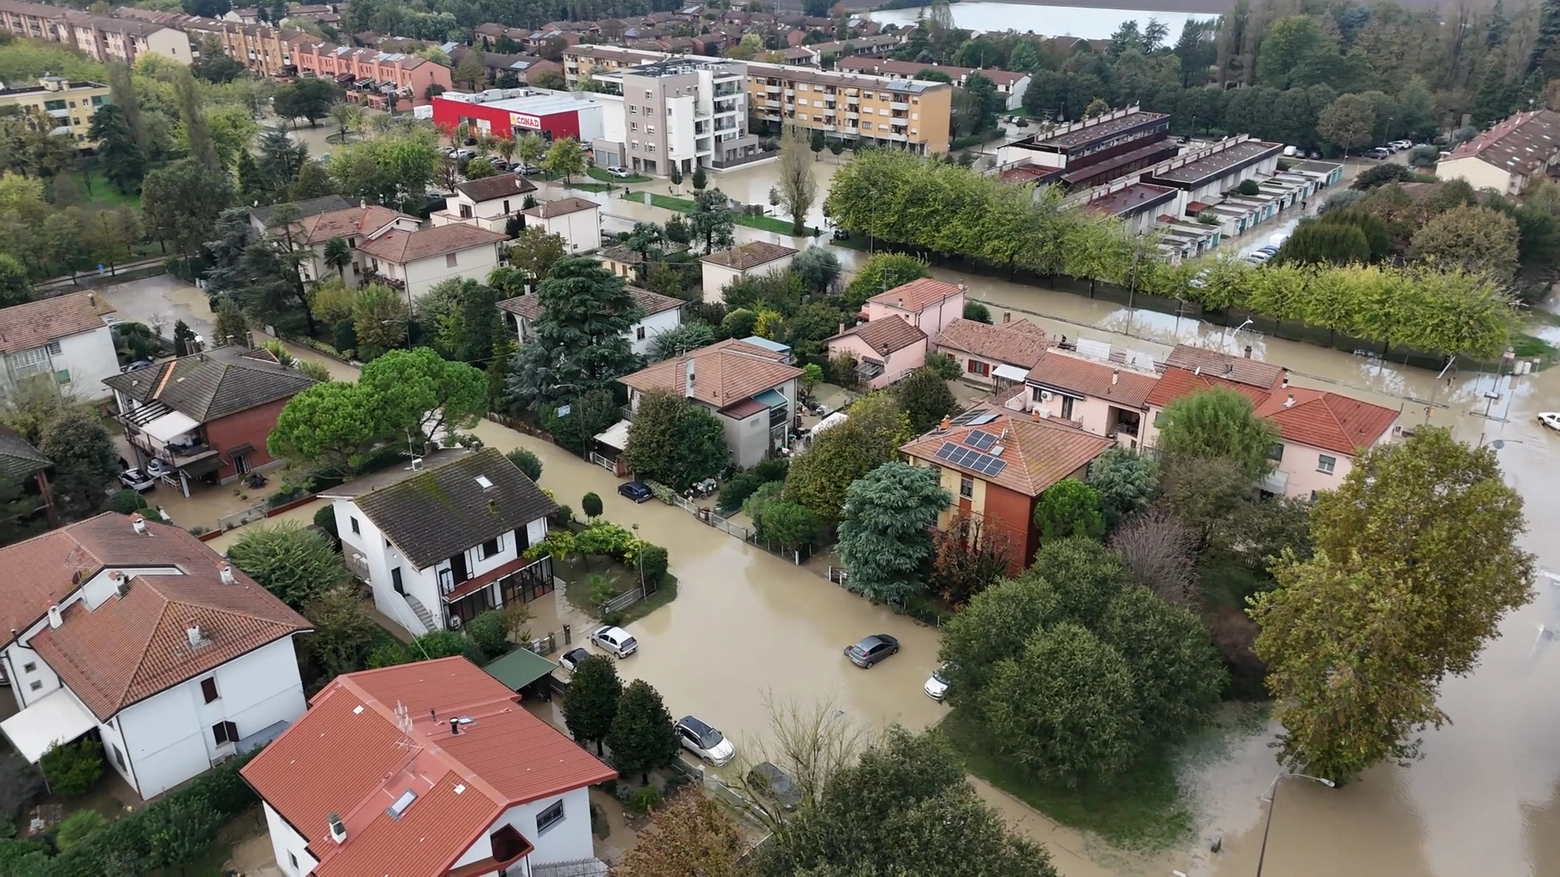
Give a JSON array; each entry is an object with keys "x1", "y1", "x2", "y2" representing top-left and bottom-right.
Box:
[{"x1": 102, "y1": 347, "x2": 317, "y2": 497}]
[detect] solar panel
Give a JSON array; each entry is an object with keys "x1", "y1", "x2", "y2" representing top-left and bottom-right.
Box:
[
  {"x1": 950, "y1": 410, "x2": 1001, "y2": 427},
  {"x1": 969, "y1": 413, "x2": 999, "y2": 425},
  {"x1": 967, "y1": 430, "x2": 998, "y2": 451},
  {"x1": 934, "y1": 442, "x2": 959, "y2": 462}
]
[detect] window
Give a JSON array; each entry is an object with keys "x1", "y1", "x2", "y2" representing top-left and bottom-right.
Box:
[
  {"x1": 111, "y1": 743, "x2": 126, "y2": 771},
  {"x1": 647, "y1": 125, "x2": 655, "y2": 135},
  {"x1": 350, "y1": 516, "x2": 361, "y2": 535},
  {"x1": 29, "y1": 680, "x2": 41, "y2": 691},
  {"x1": 22, "y1": 661, "x2": 35, "y2": 673},
  {"x1": 445, "y1": 253, "x2": 458, "y2": 268},
  {"x1": 288, "y1": 852, "x2": 299, "y2": 872},
  {"x1": 644, "y1": 90, "x2": 652, "y2": 99},
  {"x1": 201, "y1": 677, "x2": 219, "y2": 703},
  {"x1": 966, "y1": 359, "x2": 989, "y2": 377},
  {"x1": 480, "y1": 536, "x2": 501, "y2": 559},
  {"x1": 212, "y1": 720, "x2": 239, "y2": 746},
  {"x1": 959, "y1": 476, "x2": 974, "y2": 499},
  {"x1": 536, "y1": 799, "x2": 565, "y2": 834},
  {"x1": 636, "y1": 326, "x2": 646, "y2": 340},
  {"x1": 630, "y1": 105, "x2": 637, "y2": 115},
  {"x1": 1267, "y1": 442, "x2": 1284, "y2": 461},
  {"x1": 630, "y1": 121, "x2": 638, "y2": 132},
  {"x1": 1317, "y1": 454, "x2": 1336, "y2": 474}
]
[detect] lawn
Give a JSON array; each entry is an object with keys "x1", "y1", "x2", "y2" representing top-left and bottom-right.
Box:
[
  {"x1": 569, "y1": 181, "x2": 615, "y2": 193},
  {"x1": 57, "y1": 170, "x2": 139, "y2": 209},
  {"x1": 645, "y1": 193, "x2": 815, "y2": 236},
  {"x1": 588, "y1": 166, "x2": 652, "y2": 184},
  {"x1": 557, "y1": 554, "x2": 678, "y2": 624}
]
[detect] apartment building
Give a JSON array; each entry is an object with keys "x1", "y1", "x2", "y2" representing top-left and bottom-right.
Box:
[
  {"x1": 290, "y1": 42, "x2": 453, "y2": 109},
  {"x1": 596, "y1": 58, "x2": 760, "y2": 174},
  {"x1": 0, "y1": 1, "x2": 191, "y2": 65},
  {"x1": 0, "y1": 76, "x2": 109, "y2": 146},
  {"x1": 745, "y1": 61, "x2": 952, "y2": 155},
  {"x1": 836, "y1": 57, "x2": 1031, "y2": 110}
]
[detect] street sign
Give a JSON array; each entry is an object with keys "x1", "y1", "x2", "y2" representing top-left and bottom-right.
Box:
[{"x1": 557, "y1": 405, "x2": 571, "y2": 417}]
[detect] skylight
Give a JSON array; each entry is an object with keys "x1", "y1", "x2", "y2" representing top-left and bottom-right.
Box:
[
  {"x1": 475, "y1": 475, "x2": 494, "y2": 490},
  {"x1": 387, "y1": 789, "x2": 417, "y2": 820}
]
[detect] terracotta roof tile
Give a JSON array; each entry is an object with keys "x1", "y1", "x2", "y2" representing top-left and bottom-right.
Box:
[
  {"x1": 934, "y1": 319, "x2": 1049, "y2": 369},
  {"x1": 0, "y1": 291, "x2": 107, "y2": 354},
  {"x1": 242, "y1": 658, "x2": 615, "y2": 877},
  {"x1": 1024, "y1": 352, "x2": 1158, "y2": 410},
  {"x1": 293, "y1": 205, "x2": 413, "y2": 245},
  {"x1": 1254, "y1": 388, "x2": 1399, "y2": 455},
  {"x1": 1144, "y1": 366, "x2": 1269, "y2": 408},
  {"x1": 453, "y1": 172, "x2": 537, "y2": 203},
  {"x1": 619, "y1": 338, "x2": 801, "y2": 408},
  {"x1": 699, "y1": 241, "x2": 797, "y2": 271},
  {"x1": 866, "y1": 277, "x2": 963, "y2": 312},
  {"x1": 828, "y1": 316, "x2": 927, "y2": 355},
  {"x1": 521, "y1": 197, "x2": 600, "y2": 219},
  {"x1": 899, "y1": 403, "x2": 1113, "y2": 497},
  {"x1": 28, "y1": 569, "x2": 309, "y2": 720},
  {"x1": 356, "y1": 224, "x2": 508, "y2": 264},
  {"x1": 1161, "y1": 344, "x2": 1285, "y2": 391}
]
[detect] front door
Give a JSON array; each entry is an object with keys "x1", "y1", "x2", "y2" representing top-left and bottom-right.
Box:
[
  {"x1": 450, "y1": 552, "x2": 469, "y2": 585},
  {"x1": 233, "y1": 453, "x2": 250, "y2": 475}
]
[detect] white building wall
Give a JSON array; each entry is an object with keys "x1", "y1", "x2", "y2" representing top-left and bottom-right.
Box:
[
  {"x1": 54, "y1": 326, "x2": 119, "y2": 399},
  {"x1": 334, "y1": 499, "x2": 439, "y2": 635},
  {"x1": 630, "y1": 308, "x2": 681, "y2": 356},
  {"x1": 537, "y1": 210, "x2": 602, "y2": 254},
  {"x1": 144, "y1": 27, "x2": 192, "y2": 63},
  {"x1": 262, "y1": 802, "x2": 319, "y2": 877},
  {"x1": 667, "y1": 93, "x2": 697, "y2": 163},
  {"x1": 116, "y1": 635, "x2": 305, "y2": 797},
  {"x1": 1436, "y1": 155, "x2": 1515, "y2": 194},
  {"x1": 400, "y1": 244, "x2": 503, "y2": 300},
  {"x1": 449, "y1": 787, "x2": 594, "y2": 869}
]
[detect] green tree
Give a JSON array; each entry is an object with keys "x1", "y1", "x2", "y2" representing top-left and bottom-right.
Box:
[
  {"x1": 648, "y1": 322, "x2": 716, "y2": 360},
  {"x1": 783, "y1": 417, "x2": 895, "y2": 528},
  {"x1": 1097, "y1": 585, "x2": 1227, "y2": 740},
  {"x1": 622, "y1": 390, "x2": 730, "y2": 490},
  {"x1": 504, "y1": 226, "x2": 569, "y2": 282},
  {"x1": 1156, "y1": 387, "x2": 1278, "y2": 480},
  {"x1": 581, "y1": 491, "x2": 603, "y2": 519},
  {"x1": 0, "y1": 254, "x2": 27, "y2": 307},
  {"x1": 895, "y1": 366, "x2": 958, "y2": 434},
  {"x1": 1317, "y1": 93, "x2": 1376, "y2": 153},
  {"x1": 836, "y1": 462, "x2": 952, "y2": 605},
  {"x1": 775, "y1": 125, "x2": 816, "y2": 235},
  {"x1": 268, "y1": 380, "x2": 386, "y2": 471},
  {"x1": 87, "y1": 104, "x2": 145, "y2": 194},
  {"x1": 841, "y1": 252, "x2": 933, "y2": 308},
  {"x1": 465, "y1": 609, "x2": 512, "y2": 659},
  {"x1": 301, "y1": 586, "x2": 383, "y2": 677},
  {"x1": 453, "y1": 50, "x2": 488, "y2": 91},
  {"x1": 755, "y1": 727, "x2": 1058, "y2": 877},
  {"x1": 617, "y1": 789, "x2": 749, "y2": 877},
  {"x1": 39, "y1": 739, "x2": 103, "y2": 798},
  {"x1": 227, "y1": 521, "x2": 349, "y2": 609},
  {"x1": 980, "y1": 623, "x2": 1143, "y2": 786},
  {"x1": 1032, "y1": 480, "x2": 1106, "y2": 541},
  {"x1": 1032, "y1": 536, "x2": 1133, "y2": 627},
  {"x1": 691, "y1": 165, "x2": 708, "y2": 190},
  {"x1": 1411, "y1": 204, "x2": 1521, "y2": 278},
  {"x1": 141, "y1": 159, "x2": 234, "y2": 264},
  {"x1": 141, "y1": 791, "x2": 223, "y2": 870},
  {"x1": 938, "y1": 568, "x2": 1059, "y2": 706},
  {"x1": 754, "y1": 500, "x2": 819, "y2": 552},
  {"x1": 1273, "y1": 216, "x2": 1371, "y2": 266},
  {"x1": 505, "y1": 256, "x2": 643, "y2": 413},
  {"x1": 1250, "y1": 429, "x2": 1535, "y2": 782},
  {"x1": 690, "y1": 187, "x2": 736, "y2": 253},
  {"x1": 359, "y1": 346, "x2": 488, "y2": 443},
  {"x1": 505, "y1": 447, "x2": 543, "y2": 482},
  {"x1": 41, "y1": 411, "x2": 118, "y2": 520},
  {"x1": 1254, "y1": 16, "x2": 1338, "y2": 89},
  {"x1": 607, "y1": 679, "x2": 681, "y2": 783},
  {"x1": 273, "y1": 77, "x2": 342, "y2": 127},
  {"x1": 52, "y1": 811, "x2": 107, "y2": 852},
  {"x1": 542, "y1": 388, "x2": 621, "y2": 456},
  {"x1": 322, "y1": 235, "x2": 352, "y2": 281},
  {"x1": 1088, "y1": 447, "x2": 1158, "y2": 529},
  {"x1": 542, "y1": 136, "x2": 587, "y2": 183},
  {"x1": 793, "y1": 245, "x2": 842, "y2": 294}
]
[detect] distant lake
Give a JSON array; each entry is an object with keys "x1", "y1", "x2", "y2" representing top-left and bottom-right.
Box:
[{"x1": 865, "y1": 2, "x2": 1213, "y2": 40}]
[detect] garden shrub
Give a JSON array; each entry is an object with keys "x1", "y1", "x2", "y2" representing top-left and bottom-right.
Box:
[
  {"x1": 467, "y1": 610, "x2": 511, "y2": 659},
  {"x1": 39, "y1": 739, "x2": 103, "y2": 798}
]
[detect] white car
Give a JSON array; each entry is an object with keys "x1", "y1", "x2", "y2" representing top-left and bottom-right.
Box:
[
  {"x1": 607, "y1": 166, "x2": 632, "y2": 178},
  {"x1": 145, "y1": 458, "x2": 171, "y2": 478},
  {"x1": 558, "y1": 647, "x2": 590, "y2": 673},
  {"x1": 589, "y1": 625, "x2": 638, "y2": 658},
  {"x1": 924, "y1": 665, "x2": 950, "y2": 702},
  {"x1": 1537, "y1": 413, "x2": 1560, "y2": 431},
  {"x1": 675, "y1": 716, "x2": 735, "y2": 765},
  {"x1": 1389, "y1": 139, "x2": 1414, "y2": 150},
  {"x1": 119, "y1": 468, "x2": 155, "y2": 492}
]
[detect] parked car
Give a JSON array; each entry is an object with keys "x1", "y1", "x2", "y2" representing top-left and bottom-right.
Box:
[
  {"x1": 120, "y1": 359, "x2": 154, "y2": 373},
  {"x1": 1364, "y1": 147, "x2": 1392, "y2": 160},
  {"x1": 607, "y1": 166, "x2": 632, "y2": 178},
  {"x1": 747, "y1": 761, "x2": 802, "y2": 810},
  {"x1": 1013, "y1": 118, "x2": 1029, "y2": 127},
  {"x1": 518, "y1": 163, "x2": 542, "y2": 175},
  {"x1": 1537, "y1": 412, "x2": 1560, "y2": 431},
  {"x1": 450, "y1": 148, "x2": 475, "y2": 161},
  {"x1": 924, "y1": 664, "x2": 950, "y2": 701},
  {"x1": 491, "y1": 158, "x2": 511, "y2": 170},
  {"x1": 844, "y1": 633, "x2": 899, "y2": 669},
  {"x1": 119, "y1": 468, "x2": 155, "y2": 492},
  {"x1": 1389, "y1": 139, "x2": 1414, "y2": 150},
  {"x1": 675, "y1": 715, "x2": 735, "y2": 765},
  {"x1": 589, "y1": 624, "x2": 638, "y2": 658},
  {"x1": 618, "y1": 481, "x2": 653, "y2": 503},
  {"x1": 558, "y1": 647, "x2": 591, "y2": 673},
  {"x1": 145, "y1": 458, "x2": 171, "y2": 478}
]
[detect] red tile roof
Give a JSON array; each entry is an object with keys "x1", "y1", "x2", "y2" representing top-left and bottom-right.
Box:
[
  {"x1": 1025, "y1": 352, "x2": 1158, "y2": 410},
  {"x1": 242, "y1": 658, "x2": 614, "y2": 877},
  {"x1": 1162, "y1": 343, "x2": 1286, "y2": 390},
  {"x1": 356, "y1": 224, "x2": 508, "y2": 264},
  {"x1": 28, "y1": 570, "x2": 309, "y2": 720},
  {"x1": 0, "y1": 291, "x2": 107, "y2": 353},
  {"x1": 899, "y1": 403, "x2": 1113, "y2": 497},
  {"x1": 867, "y1": 277, "x2": 964, "y2": 313},
  {"x1": 521, "y1": 196, "x2": 600, "y2": 219},
  {"x1": 699, "y1": 241, "x2": 798, "y2": 271},
  {"x1": 828, "y1": 315, "x2": 927, "y2": 355},
  {"x1": 1144, "y1": 365, "x2": 1269, "y2": 409},
  {"x1": 619, "y1": 338, "x2": 801, "y2": 408},
  {"x1": 934, "y1": 319, "x2": 1050, "y2": 369},
  {"x1": 1254, "y1": 388, "x2": 1399, "y2": 455},
  {"x1": 292, "y1": 205, "x2": 413, "y2": 245}
]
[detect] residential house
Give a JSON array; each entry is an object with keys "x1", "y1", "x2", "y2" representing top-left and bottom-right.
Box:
[
  {"x1": 102, "y1": 346, "x2": 318, "y2": 495},
  {"x1": 356, "y1": 223, "x2": 510, "y2": 301},
  {"x1": 321, "y1": 448, "x2": 558, "y2": 636},
  {"x1": 0, "y1": 291, "x2": 118, "y2": 399},
  {"x1": 279, "y1": 203, "x2": 422, "y2": 289},
  {"x1": 0, "y1": 514, "x2": 310, "y2": 799},
  {"x1": 431, "y1": 173, "x2": 538, "y2": 233},
  {"x1": 0, "y1": 1, "x2": 195, "y2": 66},
  {"x1": 933, "y1": 317, "x2": 1050, "y2": 388},
  {"x1": 1141, "y1": 345, "x2": 1399, "y2": 499},
  {"x1": 520, "y1": 197, "x2": 601, "y2": 254},
  {"x1": 498, "y1": 286, "x2": 683, "y2": 357},
  {"x1": 287, "y1": 42, "x2": 454, "y2": 111},
  {"x1": 699, "y1": 241, "x2": 797, "y2": 303},
  {"x1": 1017, "y1": 350, "x2": 1159, "y2": 451},
  {"x1": 899, "y1": 404, "x2": 1114, "y2": 570},
  {"x1": 248, "y1": 195, "x2": 354, "y2": 237},
  {"x1": 241, "y1": 657, "x2": 616, "y2": 877},
  {"x1": 0, "y1": 76, "x2": 110, "y2": 146},
  {"x1": 825, "y1": 316, "x2": 927, "y2": 389},
  {"x1": 834, "y1": 57, "x2": 1031, "y2": 109},
  {"x1": 1438, "y1": 109, "x2": 1560, "y2": 196},
  {"x1": 861, "y1": 278, "x2": 965, "y2": 336},
  {"x1": 598, "y1": 244, "x2": 645, "y2": 281},
  {"x1": 619, "y1": 339, "x2": 803, "y2": 467}
]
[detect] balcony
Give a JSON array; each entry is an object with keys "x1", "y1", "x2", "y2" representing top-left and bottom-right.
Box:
[{"x1": 891, "y1": 101, "x2": 908, "y2": 111}]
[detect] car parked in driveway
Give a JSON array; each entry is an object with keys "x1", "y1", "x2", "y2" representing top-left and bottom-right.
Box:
[
  {"x1": 558, "y1": 647, "x2": 591, "y2": 673},
  {"x1": 618, "y1": 481, "x2": 653, "y2": 503},
  {"x1": 607, "y1": 166, "x2": 632, "y2": 178},
  {"x1": 589, "y1": 624, "x2": 638, "y2": 658},
  {"x1": 675, "y1": 715, "x2": 735, "y2": 765},
  {"x1": 119, "y1": 468, "x2": 155, "y2": 492},
  {"x1": 747, "y1": 761, "x2": 802, "y2": 810},
  {"x1": 845, "y1": 633, "x2": 899, "y2": 668}
]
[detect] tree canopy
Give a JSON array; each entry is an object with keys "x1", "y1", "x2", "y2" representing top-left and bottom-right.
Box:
[
  {"x1": 836, "y1": 462, "x2": 951, "y2": 605},
  {"x1": 1156, "y1": 387, "x2": 1278, "y2": 480},
  {"x1": 227, "y1": 522, "x2": 349, "y2": 610},
  {"x1": 623, "y1": 390, "x2": 730, "y2": 490}
]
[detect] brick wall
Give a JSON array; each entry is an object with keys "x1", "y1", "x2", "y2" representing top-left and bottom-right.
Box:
[
  {"x1": 979, "y1": 480, "x2": 1038, "y2": 574},
  {"x1": 202, "y1": 397, "x2": 291, "y2": 482}
]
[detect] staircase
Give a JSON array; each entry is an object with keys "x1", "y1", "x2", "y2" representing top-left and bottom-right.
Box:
[{"x1": 402, "y1": 594, "x2": 439, "y2": 634}]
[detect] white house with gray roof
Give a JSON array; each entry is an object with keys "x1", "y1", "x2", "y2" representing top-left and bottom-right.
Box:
[
  {"x1": 496, "y1": 285, "x2": 683, "y2": 357},
  {"x1": 319, "y1": 447, "x2": 558, "y2": 636}
]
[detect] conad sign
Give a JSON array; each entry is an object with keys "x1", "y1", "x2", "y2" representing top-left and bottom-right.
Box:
[{"x1": 509, "y1": 113, "x2": 543, "y2": 130}]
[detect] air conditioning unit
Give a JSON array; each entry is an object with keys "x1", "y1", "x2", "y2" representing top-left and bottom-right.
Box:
[
  {"x1": 1039, "y1": 390, "x2": 1052, "y2": 402},
  {"x1": 447, "y1": 613, "x2": 463, "y2": 629}
]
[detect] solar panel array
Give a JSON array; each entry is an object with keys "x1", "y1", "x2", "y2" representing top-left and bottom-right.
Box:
[
  {"x1": 966, "y1": 430, "x2": 998, "y2": 451},
  {"x1": 934, "y1": 441, "x2": 1008, "y2": 478},
  {"x1": 951, "y1": 411, "x2": 1000, "y2": 427}
]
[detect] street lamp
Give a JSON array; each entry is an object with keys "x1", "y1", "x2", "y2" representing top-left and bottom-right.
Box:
[
  {"x1": 1125, "y1": 230, "x2": 1146, "y2": 337},
  {"x1": 631, "y1": 522, "x2": 646, "y2": 595},
  {"x1": 1254, "y1": 771, "x2": 1335, "y2": 877}
]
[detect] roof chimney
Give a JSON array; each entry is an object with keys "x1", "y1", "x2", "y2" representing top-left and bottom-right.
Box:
[
  {"x1": 186, "y1": 625, "x2": 205, "y2": 648},
  {"x1": 130, "y1": 513, "x2": 147, "y2": 535},
  {"x1": 1194, "y1": 366, "x2": 1201, "y2": 376},
  {"x1": 1280, "y1": 369, "x2": 1289, "y2": 389},
  {"x1": 449, "y1": 717, "x2": 461, "y2": 736},
  {"x1": 684, "y1": 359, "x2": 696, "y2": 398},
  {"x1": 46, "y1": 602, "x2": 62, "y2": 629},
  {"x1": 1283, "y1": 393, "x2": 1295, "y2": 408},
  {"x1": 1243, "y1": 345, "x2": 1253, "y2": 359},
  {"x1": 329, "y1": 814, "x2": 348, "y2": 845},
  {"x1": 219, "y1": 565, "x2": 236, "y2": 585},
  {"x1": 939, "y1": 414, "x2": 951, "y2": 431},
  {"x1": 1002, "y1": 311, "x2": 1011, "y2": 323},
  {"x1": 1031, "y1": 408, "x2": 1039, "y2": 422},
  {"x1": 896, "y1": 297, "x2": 903, "y2": 308},
  {"x1": 838, "y1": 322, "x2": 845, "y2": 335},
  {"x1": 1111, "y1": 368, "x2": 1119, "y2": 385}
]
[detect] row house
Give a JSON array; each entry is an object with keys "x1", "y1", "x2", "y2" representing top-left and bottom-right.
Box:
[
  {"x1": 0, "y1": 1, "x2": 191, "y2": 65},
  {"x1": 290, "y1": 43, "x2": 454, "y2": 109},
  {"x1": 174, "y1": 16, "x2": 299, "y2": 79}
]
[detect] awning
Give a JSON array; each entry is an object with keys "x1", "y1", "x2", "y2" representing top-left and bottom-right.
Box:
[
  {"x1": 142, "y1": 410, "x2": 201, "y2": 443},
  {"x1": 226, "y1": 443, "x2": 255, "y2": 457},
  {"x1": 1259, "y1": 469, "x2": 1290, "y2": 495},
  {"x1": 993, "y1": 364, "x2": 1029, "y2": 383},
  {"x1": 755, "y1": 388, "x2": 788, "y2": 409},
  {"x1": 594, "y1": 420, "x2": 632, "y2": 450},
  {"x1": 483, "y1": 648, "x2": 557, "y2": 691},
  {"x1": 812, "y1": 412, "x2": 848, "y2": 437},
  {"x1": 1, "y1": 688, "x2": 98, "y2": 763},
  {"x1": 179, "y1": 452, "x2": 225, "y2": 477}
]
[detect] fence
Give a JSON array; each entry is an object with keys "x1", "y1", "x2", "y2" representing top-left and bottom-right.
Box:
[
  {"x1": 826, "y1": 566, "x2": 849, "y2": 587},
  {"x1": 601, "y1": 587, "x2": 645, "y2": 615},
  {"x1": 588, "y1": 451, "x2": 616, "y2": 472},
  {"x1": 216, "y1": 500, "x2": 269, "y2": 532}
]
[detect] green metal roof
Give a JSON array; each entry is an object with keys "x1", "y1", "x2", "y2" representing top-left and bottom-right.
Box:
[{"x1": 482, "y1": 648, "x2": 557, "y2": 690}]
